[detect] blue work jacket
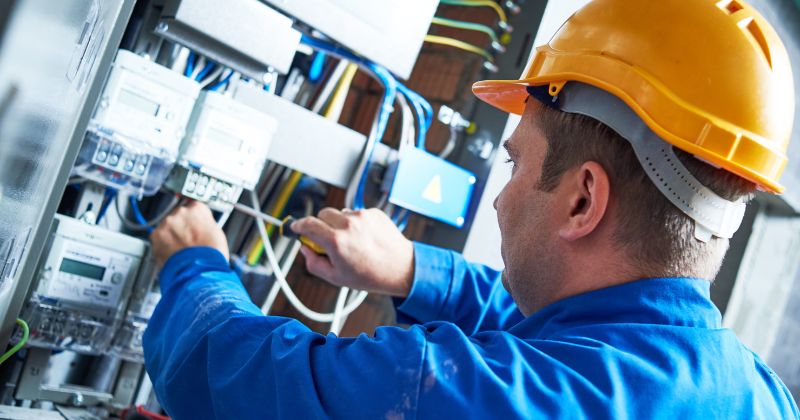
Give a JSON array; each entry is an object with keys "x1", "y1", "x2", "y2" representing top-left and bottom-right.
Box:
[{"x1": 143, "y1": 243, "x2": 799, "y2": 419}]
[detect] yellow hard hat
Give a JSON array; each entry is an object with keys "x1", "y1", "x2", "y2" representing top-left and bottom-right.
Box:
[{"x1": 473, "y1": 0, "x2": 794, "y2": 193}]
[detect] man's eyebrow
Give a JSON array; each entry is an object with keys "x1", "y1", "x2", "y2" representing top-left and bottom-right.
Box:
[{"x1": 503, "y1": 141, "x2": 518, "y2": 156}]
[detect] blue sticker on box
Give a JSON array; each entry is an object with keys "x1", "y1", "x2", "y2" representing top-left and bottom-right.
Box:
[{"x1": 388, "y1": 147, "x2": 476, "y2": 228}]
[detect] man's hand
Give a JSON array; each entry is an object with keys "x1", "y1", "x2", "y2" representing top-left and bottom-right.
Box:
[
  {"x1": 291, "y1": 208, "x2": 415, "y2": 298},
  {"x1": 151, "y1": 200, "x2": 229, "y2": 267}
]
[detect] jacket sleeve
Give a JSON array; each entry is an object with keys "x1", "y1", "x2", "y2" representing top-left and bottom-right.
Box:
[
  {"x1": 395, "y1": 242, "x2": 523, "y2": 334},
  {"x1": 142, "y1": 247, "x2": 579, "y2": 420},
  {"x1": 143, "y1": 247, "x2": 431, "y2": 419}
]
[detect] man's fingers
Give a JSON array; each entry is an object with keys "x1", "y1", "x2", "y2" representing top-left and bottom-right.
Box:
[
  {"x1": 290, "y1": 217, "x2": 337, "y2": 248},
  {"x1": 300, "y1": 246, "x2": 336, "y2": 280},
  {"x1": 317, "y1": 207, "x2": 351, "y2": 229},
  {"x1": 185, "y1": 199, "x2": 214, "y2": 220},
  {"x1": 164, "y1": 210, "x2": 189, "y2": 239}
]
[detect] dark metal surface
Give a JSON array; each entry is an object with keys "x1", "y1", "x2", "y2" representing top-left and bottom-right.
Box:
[
  {"x1": 0, "y1": 0, "x2": 16, "y2": 48},
  {"x1": 746, "y1": 0, "x2": 800, "y2": 212},
  {"x1": 422, "y1": 0, "x2": 549, "y2": 251}
]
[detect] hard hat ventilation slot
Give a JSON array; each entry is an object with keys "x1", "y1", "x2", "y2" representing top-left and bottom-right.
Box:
[
  {"x1": 716, "y1": 0, "x2": 744, "y2": 15},
  {"x1": 739, "y1": 18, "x2": 773, "y2": 68}
]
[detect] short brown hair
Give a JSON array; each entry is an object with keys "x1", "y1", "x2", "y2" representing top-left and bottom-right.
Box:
[{"x1": 533, "y1": 103, "x2": 757, "y2": 279}]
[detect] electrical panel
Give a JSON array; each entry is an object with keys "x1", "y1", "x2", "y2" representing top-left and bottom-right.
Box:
[
  {"x1": 0, "y1": 0, "x2": 539, "y2": 414},
  {"x1": 261, "y1": 0, "x2": 439, "y2": 79},
  {"x1": 232, "y1": 82, "x2": 392, "y2": 189},
  {"x1": 19, "y1": 215, "x2": 148, "y2": 355},
  {"x1": 111, "y1": 285, "x2": 160, "y2": 363},
  {"x1": 158, "y1": 0, "x2": 301, "y2": 78},
  {"x1": 73, "y1": 50, "x2": 201, "y2": 197},
  {"x1": 165, "y1": 91, "x2": 277, "y2": 209}
]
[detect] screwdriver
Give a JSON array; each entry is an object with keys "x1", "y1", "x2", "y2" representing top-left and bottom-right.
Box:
[{"x1": 231, "y1": 202, "x2": 327, "y2": 255}]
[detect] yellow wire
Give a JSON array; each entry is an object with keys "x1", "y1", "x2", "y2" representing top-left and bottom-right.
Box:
[
  {"x1": 431, "y1": 16, "x2": 500, "y2": 44},
  {"x1": 246, "y1": 170, "x2": 303, "y2": 265},
  {"x1": 441, "y1": 0, "x2": 508, "y2": 23},
  {"x1": 325, "y1": 63, "x2": 359, "y2": 121},
  {"x1": 424, "y1": 35, "x2": 494, "y2": 62},
  {"x1": 246, "y1": 63, "x2": 359, "y2": 266}
]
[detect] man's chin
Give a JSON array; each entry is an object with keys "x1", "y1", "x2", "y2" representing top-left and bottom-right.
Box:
[{"x1": 501, "y1": 270, "x2": 510, "y2": 292}]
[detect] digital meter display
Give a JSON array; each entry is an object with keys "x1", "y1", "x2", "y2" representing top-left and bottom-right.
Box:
[
  {"x1": 118, "y1": 88, "x2": 161, "y2": 116},
  {"x1": 59, "y1": 258, "x2": 106, "y2": 281},
  {"x1": 207, "y1": 127, "x2": 244, "y2": 151}
]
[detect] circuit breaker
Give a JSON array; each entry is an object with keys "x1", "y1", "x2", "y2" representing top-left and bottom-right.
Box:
[
  {"x1": 18, "y1": 215, "x2": 148, "y2": 355},
  {"x1": 165, "y1": 90, "x2": 278, "y2": 209},
  {"x1": 73, "y1": 50, "x2": 200, "y2": 197}
]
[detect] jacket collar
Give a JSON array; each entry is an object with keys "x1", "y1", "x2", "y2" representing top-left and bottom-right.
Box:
[{"x1": 508, "y1": 278, "x2": 722, "y2": 339}]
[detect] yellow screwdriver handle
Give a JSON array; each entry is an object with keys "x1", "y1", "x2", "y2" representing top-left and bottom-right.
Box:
[{"x1": 280, "y1": 216, "x2": 327, "y2": 255}]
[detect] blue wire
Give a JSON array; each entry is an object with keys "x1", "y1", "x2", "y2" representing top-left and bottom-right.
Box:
[
  {"x1": 300, "y1": 35, "x2": 432, "y2": 220},
  {"x1": 390, "y1": 207, "x2": 411, "y2": 231},
  {"x1": 129, "y1": 197, "x2": 154, "y2": 235},
  {"x1": 300, "y1": 35, "x2": 398, "y2": 210},
  {"x1": 397, "y1": 83, "x2": 433, "y2": 149},
  {"x1": 184, "y1": 52, "x2": 197, "y2": 77},
  {"x1": 208, "y1": 71, "x2": 234, "y2": 91},
  {"x1": 309, "y1": 52, "x2": 326, "y2": 82},
  {"x1": 95, "y1": 188, "x2": 117, "y2": 224},
  {"x1": 403, "y1": 85, "x2": 434, "y2": 135},
  {"x1": 195, "y1": 61, "x2": 216, "y2": 81},
  {"x1": 397, "y1": 213, "x2": 410, "y2": 231},
  {"x1": 353, "y1": 63, "x2": 396, "y2": 210}
]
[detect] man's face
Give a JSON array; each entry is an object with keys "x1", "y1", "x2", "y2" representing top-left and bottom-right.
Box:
[{"x1": 494, "y1": 101, "x2": 562, "y2": 315}]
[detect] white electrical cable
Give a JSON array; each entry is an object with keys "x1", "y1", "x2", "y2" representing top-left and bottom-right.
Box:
[
  {"x1": 262, "y1": 239, "x2": 302, "y2": 315},
  {"x1": 199, "y1": 66, "x2": 226, "y2": 88},
  {"x1": 329, "y1": 286, "x2": 350, "y2": 334},
  {"x1": 397, "y1": 93, "x2": 416, "y2": 151},
  {"x1": 171, "y1": 46, "x2": 191, "y2": 73},
  {"x1": 311, "y1": 60, "x2": 350, "y2": 114},
  {"x1": 249, "y1": 190, "x2": 368, "y2": 322},
  {"x1": 262, "y1": 198, "x2": 312, "y2": 315},
  {"x1": 190, "y1": 55, "x2": 206, "y2": 80},
  {"x1": 439, "y1": 126, "x2": 459, "y2": 159}
]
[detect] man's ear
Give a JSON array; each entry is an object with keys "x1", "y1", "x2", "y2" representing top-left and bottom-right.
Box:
[{"x1": 558, "y1": 161, "x2": 610, "y2": 242}]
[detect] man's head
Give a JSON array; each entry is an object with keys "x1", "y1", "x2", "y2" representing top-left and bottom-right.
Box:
[
  {"x1": 494, "y1": 100, "x2": 756, "y2": 315},
  {"x1": 476, "y1": 0, "x2": 793, "y2": 315}
]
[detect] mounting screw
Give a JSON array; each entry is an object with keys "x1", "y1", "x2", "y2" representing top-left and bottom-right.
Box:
[
  {"x1": 70, "y1": 392, "x2": 84, "y2": 406},
  {"x1": 505, "y1": 1, "x2": 521, "y2": 14},
  {"x1": 156, "y1": 22, "x2": 168, "y2": 33},
  {"x1": 468, "y1": 133, "x2": 495, "y2": 160}
]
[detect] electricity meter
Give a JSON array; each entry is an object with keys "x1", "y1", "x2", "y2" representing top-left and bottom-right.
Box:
[
  {"x1": 111, "y1": 262, "x2": 160, "y2": 363},
  {"x1": 111, "y1": 288, "x2": 160, "y2": 363},
  {"x1": 73, "y1": 50, "x2": 200, "y2": 197},
  {"x1": 166, "y1": 91, "x2": 277, "y2": 209},
  {"x1": 19, "y1": 215, "x2": 148, "y2": 355}
]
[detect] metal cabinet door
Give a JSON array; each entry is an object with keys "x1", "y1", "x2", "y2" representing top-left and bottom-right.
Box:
[{"x1": 0, "y1": 0, "x2": 135, "y2": 347}]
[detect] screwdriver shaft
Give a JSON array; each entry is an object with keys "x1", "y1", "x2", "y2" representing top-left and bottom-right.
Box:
[{"x1": 231, "y1": 202, "x2": 284, "y2": 226}]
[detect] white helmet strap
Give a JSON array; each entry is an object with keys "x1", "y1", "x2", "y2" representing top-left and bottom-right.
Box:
[{"x1": 545, "y1": 82, "x2": 746, "y2": 242}]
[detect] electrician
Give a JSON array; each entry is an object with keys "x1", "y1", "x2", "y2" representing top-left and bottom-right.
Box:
[{"x1": 144, "y1": 0, "x2": 799, "y2": 418}]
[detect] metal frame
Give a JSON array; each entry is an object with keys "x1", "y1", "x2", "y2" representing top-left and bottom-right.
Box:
[{"x1": 0, "y1": 0, "x2": 138, "y2": 350}]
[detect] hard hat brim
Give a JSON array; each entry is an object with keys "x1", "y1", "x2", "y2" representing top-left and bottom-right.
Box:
[{"x1": 472, "y1": 79, "x2": 533, "y2": 116}]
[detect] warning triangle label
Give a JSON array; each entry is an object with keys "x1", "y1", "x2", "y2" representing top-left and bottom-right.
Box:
[{"x1": 422, "y1": 175, "x2": 443, "y2": 204}]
